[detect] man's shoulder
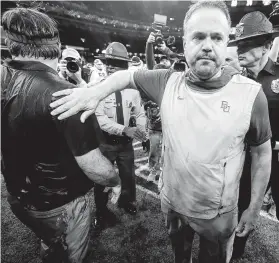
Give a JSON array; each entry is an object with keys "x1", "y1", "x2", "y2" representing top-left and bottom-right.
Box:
[
  {"x1": 39, "y1": 72, "x2": 76, "y2": 92},
  {"x1": 231, "y1": 73, "x2": 261, "y2": 87}
]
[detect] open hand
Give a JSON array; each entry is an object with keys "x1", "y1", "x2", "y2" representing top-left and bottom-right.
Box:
[
  {"x1": 123, "y1": 127, "x2": 147, "y2": 142},
  {"x1": 50, "y1": 88, "x2": 98, "y2": 122},
  {"x1": 236, "y1": 208, "x2": 259, "y2": 237}
]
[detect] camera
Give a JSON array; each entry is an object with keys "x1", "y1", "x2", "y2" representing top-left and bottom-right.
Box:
[
  {"x1": 152, "y1": 14, "x2": 175, "y2": 46},
  {"x1": 67, "y1": 60, "x2": 79, "y2": 73},
  {"x1": 64, "y1": 57, "x2": 80, "y2": 73}
]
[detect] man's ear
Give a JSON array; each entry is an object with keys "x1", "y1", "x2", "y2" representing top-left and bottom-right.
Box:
[
  {"x1": 183, "y1": 36, "x2": 186, "y2": 49},
  {"x1": 262, "y1": 40, "x2": 272, "y2": 54}
]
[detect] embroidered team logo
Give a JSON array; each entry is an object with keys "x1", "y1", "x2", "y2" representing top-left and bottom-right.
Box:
[
  {"x1": 235, "y1": 23, "x2": 244, "y2": 38},
  {"x1": 108, "y1": 47, "x2": 113, "y2": 55},
  {"x1": 221, "y1": 101, "x2": 230, "y2": 112},
  {"x1": 271, "y1": 79, "x2": 279, "y2": 94}
]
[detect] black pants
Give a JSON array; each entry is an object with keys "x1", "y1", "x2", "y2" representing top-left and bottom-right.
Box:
[
  {"x1": 235, "y1": 149, "x2": 279, "y2": 251},
  {"x1": 94, "y1": 142, "x2": 135, "y2": 214}
]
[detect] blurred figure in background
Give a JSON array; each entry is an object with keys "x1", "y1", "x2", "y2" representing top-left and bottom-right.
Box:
[
  {"x1": 89, "y1": 58, "x2": 107, "y2": 85},
  {"x1": 129, "y1": 56, "x2": 144, "y2": 72},
  {"x1": 225, "y1": 46, "x2": 241, "y2": 71}
]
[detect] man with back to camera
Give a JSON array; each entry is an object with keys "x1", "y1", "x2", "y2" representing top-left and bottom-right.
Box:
[
  {"x1": 227, "y1": 11, "x2": 279, "y2": 259},
  {"x1": 91, "y1": 42, "x2": 147, "y2": 231},
  {"x1": 1, "y1": 7, "x2": 119, "y2": 263},
  {"x1": 50, "y1": 2, "x2": 272, "y2": 263}
]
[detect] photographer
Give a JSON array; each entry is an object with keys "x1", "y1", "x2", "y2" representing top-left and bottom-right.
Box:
[{"x1": 58, "y1": 48, "x2": 87, "y2": 86}]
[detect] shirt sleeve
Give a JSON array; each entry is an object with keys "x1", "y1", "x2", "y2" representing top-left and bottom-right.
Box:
[
  {"x1": 95, "y1": 100, "x2": 125, "y2": 136},
  {"x1": 55, "y1": 113, "x2": 101, "y2": 157},
  {"x1": 131, "y1": 69, "x2": 173, "y2": 106},
  {"x1": 245, "y1": 88, "x2": 272, "y2": 146}
]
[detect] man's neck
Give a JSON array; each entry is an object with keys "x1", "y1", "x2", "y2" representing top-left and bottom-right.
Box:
[
  {"x1": 247, "y1": 54, "x2": 269, "y2": 79},
  {"x1": 13, "y1": 56, "x2": 58, "y2": 71},
  {"x1": 192, "y1": 68, "x2": 222, "y2": 81}
]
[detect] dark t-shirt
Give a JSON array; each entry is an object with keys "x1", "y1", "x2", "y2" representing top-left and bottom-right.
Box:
[
  {"x1": 1, "y1": 60, "x2": 100, "y2": 209},
  {"x1": 133, "y1": 69, "x2": 271, "y2": 147},
  {"x1": 257, "y1": 58, "x2": 279, "y2": 142}
]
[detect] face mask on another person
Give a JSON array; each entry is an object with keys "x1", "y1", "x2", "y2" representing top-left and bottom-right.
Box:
[{"x1": 183, "y1": 7, "x2": 230, "y2": 80}]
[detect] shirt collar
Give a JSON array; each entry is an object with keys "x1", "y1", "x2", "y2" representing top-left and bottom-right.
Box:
[
  {"x1": 3, "y1": 59, "x2": 58, "y2": 76},
  {"x1": 261, "y1": 57, "x2": 276, "y2": 76}
]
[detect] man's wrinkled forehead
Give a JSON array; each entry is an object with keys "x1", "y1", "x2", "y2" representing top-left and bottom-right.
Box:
[{"x1": 185, "y1": 7, "x2": 230, "y2": 36}]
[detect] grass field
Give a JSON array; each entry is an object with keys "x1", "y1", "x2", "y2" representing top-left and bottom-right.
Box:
[{"x1": 1, "y1": 144, "x2": 279, "y2": 263}]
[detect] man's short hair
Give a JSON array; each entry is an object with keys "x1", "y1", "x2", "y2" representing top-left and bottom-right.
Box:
[
  {"x1": 2, "y1": 8, "x2": 60, "y2": 59},
  {"x1": 183, "y1": 1, "x2": 231, "y2": 35}
]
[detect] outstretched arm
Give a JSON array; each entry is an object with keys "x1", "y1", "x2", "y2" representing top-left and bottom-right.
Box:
[{"x1": 50, "y1": 70, "x2": 134, "y2": 122}]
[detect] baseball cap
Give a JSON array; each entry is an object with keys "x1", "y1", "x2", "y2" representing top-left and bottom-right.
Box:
[
  {"x1": 131, "y1": 56, "x2": 141, "y2": 66},
  {"x1": 61, "y1": 48, "x2": 81, "y2": 60}
]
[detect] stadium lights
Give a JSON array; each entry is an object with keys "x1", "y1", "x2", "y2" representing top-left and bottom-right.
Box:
[
  {"x1": 263, "y1": 0, "x2": 271, "y2": 5},
  {"x1": 246, "y1": 0, "x2": 253, "y2": 6},
  {"x1": 231, "y1": 0, "x2": 237, "y2": 7}
]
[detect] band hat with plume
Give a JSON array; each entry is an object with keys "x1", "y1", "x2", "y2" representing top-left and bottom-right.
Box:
[
  {"x1": 95, "y1": 42, "x2": 132, "y2": 62},
  {"x1": 229, "y1": 11, "x2": 279, "y2": 47}
]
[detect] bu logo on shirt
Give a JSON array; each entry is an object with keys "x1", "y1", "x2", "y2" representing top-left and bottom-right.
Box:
[{"x1": 221, "y1": 101, "x2": 230, "y2": 112}]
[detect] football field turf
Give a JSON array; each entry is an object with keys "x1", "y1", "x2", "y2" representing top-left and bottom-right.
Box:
[{"x1": 1, "y1": 143, "x2": 279, "y2": 263}]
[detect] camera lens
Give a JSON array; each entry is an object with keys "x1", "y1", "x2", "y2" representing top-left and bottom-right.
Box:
[{"x1": 67, "y1": 61, "x2": 79, "y2": 73}]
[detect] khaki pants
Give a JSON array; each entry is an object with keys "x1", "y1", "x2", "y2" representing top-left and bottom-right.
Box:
[{"x1": 162, "y1": 201, "x2": 238, "y2": 263}]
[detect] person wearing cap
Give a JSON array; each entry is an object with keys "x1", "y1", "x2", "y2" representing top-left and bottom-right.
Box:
[
  {"x1": 89, "y1": 58, "x2": 107, "y2": 85},
  {"x1": 1, "y1": 8, "x2": 119, "y2": 262},
  {"x1": 129, "y1": 56, "x2": 144, "y2": 72},
  {"x1": 91, "y1": 42, "x2": 147, "y2": 230},
  {"x1": 58, "y1": 48, "x2": 86, "y2": 87},
  {"x1": 50, "y1": 2, "x2": 272, "y2": 262},
  {"x1": 228, "y1": 11, "x2": 279, "y2": 259}
]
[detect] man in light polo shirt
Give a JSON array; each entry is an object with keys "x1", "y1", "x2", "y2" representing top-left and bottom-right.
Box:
[{"x1": 50, "y1": 2, "x2": 272, "y2": 263}]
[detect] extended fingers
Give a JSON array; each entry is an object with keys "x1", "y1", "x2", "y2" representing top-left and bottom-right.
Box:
[
  {"x1": 56, "y1": 104, "x2": 83, "y2": 120},
  {"x1": 52, "y1": 89, "x2": 73, "y2": 98},
  {"x1": 81, "y1": 110, "x2": 95, "y2": 123},
  {"x1": 51, "y1": 100, "x2": 77, "y2": 117}
]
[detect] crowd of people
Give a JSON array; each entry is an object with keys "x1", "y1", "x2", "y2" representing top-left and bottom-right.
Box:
[{"x1": 1, "y1": 2, "x2": 279, "y2": 263}]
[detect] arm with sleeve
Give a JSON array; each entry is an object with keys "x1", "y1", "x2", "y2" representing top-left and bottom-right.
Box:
[
  {"x1": 55, "y1": 112, "x2": 119, "y2": 186},
  {"x1": 95, "y1": 98, "x2": 125, "y2": 136},
  {"x1": 145, "y1": 43, "x2": 156, "y2": 70},
  {"x1": 131, "y1": 69, "x2": 173, "y2": 106},
  {"x1": 245, "y1": 89, "x2": 272, "y2": 213}
]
